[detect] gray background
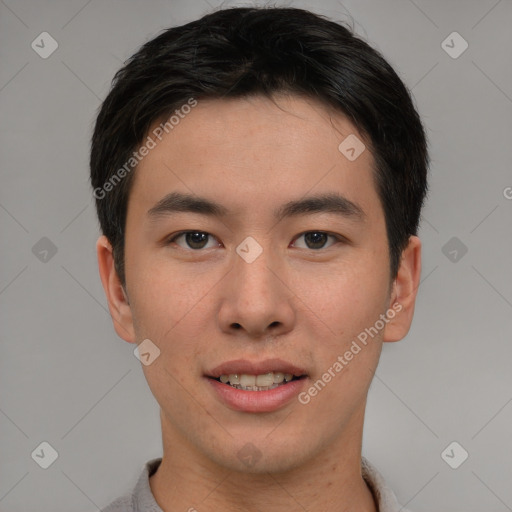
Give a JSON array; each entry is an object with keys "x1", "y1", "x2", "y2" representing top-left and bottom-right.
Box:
[{"x1": 1, "y1": 0, "x2": 511, "y2": 510}]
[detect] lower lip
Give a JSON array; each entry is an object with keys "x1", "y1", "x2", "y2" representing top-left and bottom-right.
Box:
[{"x1": 206, "y1": 377, "x2": 307, "y2": 413}]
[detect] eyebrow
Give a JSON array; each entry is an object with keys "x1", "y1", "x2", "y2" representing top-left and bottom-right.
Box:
[{"x1": 147, "y1": 191, "x2": 366, "y2": 222}]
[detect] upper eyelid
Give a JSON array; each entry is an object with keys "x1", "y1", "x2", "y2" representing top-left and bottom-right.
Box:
[{"x1": 169, "y1": 230, "x2": 220, "y2": 239}]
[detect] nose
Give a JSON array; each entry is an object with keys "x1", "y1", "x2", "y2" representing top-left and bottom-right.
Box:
[{"x1": 217, "y1": 242, "x2": 296, "y2": 339}]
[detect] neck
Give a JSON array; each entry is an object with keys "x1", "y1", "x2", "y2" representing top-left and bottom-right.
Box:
[{"x1": 149, "y1": 409, "x2": 378, "y2": 512}]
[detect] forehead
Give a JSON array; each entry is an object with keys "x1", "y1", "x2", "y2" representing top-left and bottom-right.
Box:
[{"x1": 128, "y1": 94, "x2": 381, "y2": 223}]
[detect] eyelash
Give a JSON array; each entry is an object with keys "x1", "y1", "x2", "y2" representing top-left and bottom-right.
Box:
[{"x1": 165, "y1": 230, "x2": 346, "y2": 251}]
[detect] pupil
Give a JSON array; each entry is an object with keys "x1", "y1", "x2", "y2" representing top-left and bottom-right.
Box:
[
  {"x1": 186, "y1": 232, "x2": 208, "y2": 249},
  {"x1": 305, "y1": 232, "x2": 327, "y2": 249}
]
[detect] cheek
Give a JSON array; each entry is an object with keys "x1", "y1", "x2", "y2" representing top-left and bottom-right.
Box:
[
  {"x1": 292, "y1": 259, "x2": 389, "y2": 341},
  {"x1": 128, "y1": 264, "x2": 216, "y2": 372},
  {"x1": 296, "y1": 266, "x2": 387, "y2": 422}
]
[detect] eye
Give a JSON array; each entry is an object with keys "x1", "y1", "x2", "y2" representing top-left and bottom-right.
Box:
[
  {"x1": 167, "y1": 231, "x2": 220, "y2": 250},
  {"x1": 166, "y1": 230, "x2": 343, "y2": 251},
  {"x1": 292, "y1": 231, "x2": 341, "y2": 250}
]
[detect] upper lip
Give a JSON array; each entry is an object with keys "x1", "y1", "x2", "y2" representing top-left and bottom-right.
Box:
[{"x1": 207, "y1": 358, "x2": 307, "y2": 378}]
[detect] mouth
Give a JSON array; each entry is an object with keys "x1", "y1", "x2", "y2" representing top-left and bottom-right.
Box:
[
  {"x1": 210, "y1": 372, "x2": 307, "y2": 391},
  {"x1": 205, "y1": 359, "x2": 308, "y2": 412}
]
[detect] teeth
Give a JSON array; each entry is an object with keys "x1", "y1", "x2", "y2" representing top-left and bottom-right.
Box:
[
  {"x1": 273, "y1": 372, "x2": 284, "y2": 384},
  {"x1": 256, "y1": 373, "x2": 274, "y2": 387},
  {"x1": 239, "y1": 374, "x2": 256, "y2": 387},
  {"x1": 218, "y1": 371, "x2": 300, "y2": 390}
]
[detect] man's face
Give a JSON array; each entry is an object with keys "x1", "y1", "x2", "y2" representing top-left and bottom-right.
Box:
[{"x1": 112, "y1": 94, "x2": 404, "y2": 472}]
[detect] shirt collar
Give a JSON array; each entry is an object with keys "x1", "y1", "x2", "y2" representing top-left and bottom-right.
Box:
[{"x1": 361, "y1": 457, "x2": 411, "y2": 512}]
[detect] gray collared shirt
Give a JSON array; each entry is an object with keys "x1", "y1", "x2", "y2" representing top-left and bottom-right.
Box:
[{"x1": 102, "y1": 457, "x2": 411, "y2": 512}]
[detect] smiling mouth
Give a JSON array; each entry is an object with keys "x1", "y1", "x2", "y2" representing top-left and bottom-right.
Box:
[{"x1": 211, "y1": 372, "x2": 307, "y2": 391}]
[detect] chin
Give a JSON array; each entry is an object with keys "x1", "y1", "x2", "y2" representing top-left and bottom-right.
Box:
[{"x1": 201, "y1": 434, "x2": 317, "y2": 475}]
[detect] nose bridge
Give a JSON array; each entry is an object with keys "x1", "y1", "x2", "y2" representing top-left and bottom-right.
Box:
[
  {"x1": 234, "y1": 235, "x2": 277, "y2": 294},
  {"x1": 219, "y1": 235, "x2": 294, "y2": 336}
]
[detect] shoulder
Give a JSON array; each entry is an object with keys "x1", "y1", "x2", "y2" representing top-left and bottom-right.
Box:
[
  {"x1": 101, "y1": 493, "x2": 135, "y2": 512},
  {"x1": 100, "y1": 458, "x2": 163, "y2": 512}
]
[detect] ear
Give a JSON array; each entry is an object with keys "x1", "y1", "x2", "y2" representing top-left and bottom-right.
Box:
[
  {"x1": 382, "y1": 235, "x2": 422, "y2": 343},
  {"x1": 96, "y1": 235, "x2": 136, "y2": 343}
]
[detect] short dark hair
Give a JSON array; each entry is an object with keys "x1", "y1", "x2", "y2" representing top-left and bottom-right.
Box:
[{"x1": 90, "y1": 6, "x2": 429, "y2": 288}]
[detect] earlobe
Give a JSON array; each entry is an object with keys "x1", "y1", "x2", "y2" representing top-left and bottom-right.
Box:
[
  {"x1": 96, "y1": 235, "x2": 136, "y2": 343},
  {"x1": 382, "y1": 235, "x2": 422, "y2": 343}
]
